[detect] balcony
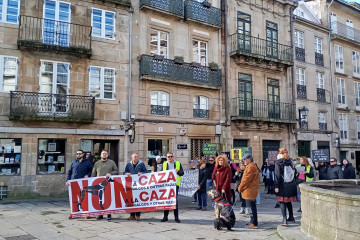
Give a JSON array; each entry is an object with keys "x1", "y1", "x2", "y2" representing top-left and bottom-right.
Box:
[
  {"x1": 297, "y1": 84, "x2": 307, "y2": 99},
  {"x1": 193, "y1": 109, "x2": 209, "y2": 118},
  {"x1": 315, "y1": 52, "x2": 324, "y2": 66},
  {"x1": 230, "y1": 34, "x2": 293, "y2": 68},
  {"x1": 9, "y1": 91, "x2": 95, "y2": 123},
  {"x1": 184, "y1": 0, "x2": 221, "y2": 27},
  {"x1": 299, "y1": 120, "x2": 308, "y2": 130},
  {"x1": 17, "y1": 16, "x2": 92, "y2": 57},
  {"x1": 319, "y1": 123, "x2": 327, "y2": 131},
  {"x1": 331, "y1": 21, "x2": 360, "y2": 46},
  {"x1": 151, "y1": 105, "x2": 170, "y2": 115},
  {"x1": 295, "y1": 47, "x2": 305, "y2": 62},
  {"x1": 102, "y1": 0, "x2": 131, "y2": 7},
  {"x1": 317, "y1": 88, "x2": 326, "y2": 102},
  {"x1": 230, "y1": 97, "x2": 296, "y2": 123},
  {"x1": 139, "y1": 54, "x2": 222, "y2": 88},
  {"x1": 140, "y1": 0, "x2": 184, "y2": 17}
]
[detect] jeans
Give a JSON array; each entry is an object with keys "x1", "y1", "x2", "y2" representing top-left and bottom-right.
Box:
[
  {"x1": 198, "y1": 191, "x2": 207, "y2": 207},
  {"x1": 164, "y1": 186, "x2": 179, "y2": 219},
  {"x1": 206, "y1": 179, "x2": 214, "y2": 204},
  {"x1": 297, "y1": 185, "x2": 301, "y2": 202},
  {"x1": 193, "y1": 191, "x2": 198, "y2": 201},
  {"x1": 256, "y1": 192, "x2": 260, "y2": 204},
  {"x1": 246, "y1": 199, "x2": 258, "y2": 226}
]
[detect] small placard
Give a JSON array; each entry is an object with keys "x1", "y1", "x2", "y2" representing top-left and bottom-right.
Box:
[
  {"x1": 312, "y1": 149, "x2": 330, "y2": 162},
  {"x1": 177, "y1": 144, "x2": 187, "y2": 150},
  {"x1": 202, "y1": 143, "x2": 217, "y2": 155}
]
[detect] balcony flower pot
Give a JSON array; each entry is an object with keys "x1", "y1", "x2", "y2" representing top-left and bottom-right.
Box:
[
  {"x1": 202, "y1": 1, "x2": 211, "y2": 8},
  {"x1": 154, "y1": 54, "x2": 164, "y2": 61},
  {"x1": 174, "y1": 56, "x2": 184, "y2": 64},
  {"x1": 209, "y1": 62, "x2": 219, "y2": 71},
  {"x1": 191, "y1": 62, "x2": 201, "y2": 68}
]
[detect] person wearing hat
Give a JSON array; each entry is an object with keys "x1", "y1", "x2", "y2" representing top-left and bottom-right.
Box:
[{"x1": 238, "y1": 153, "x2": 260, "y2": 229}]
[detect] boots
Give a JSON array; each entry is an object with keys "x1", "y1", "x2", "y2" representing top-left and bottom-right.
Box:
[{"x1": 286, "y1": 202, "x2": 295, "y2": 222}]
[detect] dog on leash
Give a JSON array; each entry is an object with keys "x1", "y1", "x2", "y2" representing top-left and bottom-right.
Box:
[{"x1": 208, "y1": 190, "x2": 236, "y2": 230}]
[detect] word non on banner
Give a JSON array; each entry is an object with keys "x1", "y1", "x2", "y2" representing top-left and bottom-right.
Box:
[
  {"x1": 179, "y1": 170, "x2": 199, "y2": 197},
  {"x1": 68, "y1": 170, "x2": 177, "y2": 219}
]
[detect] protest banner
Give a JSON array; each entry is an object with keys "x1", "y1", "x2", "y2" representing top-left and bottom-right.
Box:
[
  {"x1": 203, "y1": 143, "x2": 217, "y2": 155},
  {"x1": 231, "y1": 147, "x2": 252, "y2": 163},
  {"x1": 68, "y1": 170, "x2": 177, "y2": 219},
  {"x1": 178, "y1": 170, "x2": 198, "y2": 197},
  {"x1": 312, "y1": 149, "x2": 330, "y2": 162}
]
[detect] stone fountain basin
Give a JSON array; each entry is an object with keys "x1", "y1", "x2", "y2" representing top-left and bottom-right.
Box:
[{"x1": 300, "y1": 180, "x2": 360, "y2": 240}]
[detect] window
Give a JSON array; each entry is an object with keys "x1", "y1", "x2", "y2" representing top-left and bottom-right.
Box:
[
  {"x1": 150, "y1": 29, "x2": 168, "y2": 58},
  {"x1": 192, "y1": 40, "x2": 208, "y2": 66},
  {"x1": 335, "y1": 45, "x2": 344, "y2": 73},
  {"x1": 193, "y1": 96, "x2": 209, "y2": 118},
  {"x1": 0, "y1": 0, "x2": 20, "y2": 24},
  {"x1": 89, "y1": 66, "x2": 115, "y2": 100},
  {"x1": 38, "y1": 139, "x2": 66, "y2": 174},
  {"x1": 353, "y1": 51, "x2": 360, "y2": 76},
  {"x1": 237, "y1": 11, "x2": 251, "y2": 52},
  {"x1": 92, "y1": 8, "x2": 115, "y2": 39},
  {"x1": 299, "y1": 111, "x2": 308, "y2": 129},
  {"x1": 266, "y1": 21, "x2": 278, "y2": 58},
  {"x1": 318, "y1": 112, "x2": 327, "y2": 131},
  {"x1": 238, "y1": 73, "x2": 253, "y2": 116},
  {"x1": 151, "y1": 91, "x2": 169, "y2": 115},
  {"x1": 339, "y1": 114, "x2": 348, "y2": 142},
  {"x1": 337, "y1": 78, "x2": 346, "y2": 105},
  {"x1": 357, "y1": 116, "x2": 360, "y2": 143},
  {"x1": 296, "y1": 68, "x2": 305, "y2": 85},
  {"x1": 0, "y1": 55, "x2": 17, "y2": 92},
  {"x1": 355, "y1": 82, "x2": 360, "y2": 107},
  {"x1": 314, "y1": 37, "x2": 322, "y2": 54},
  {"x1": 294, "y1": 31, "x2": 304, "y2": 48},
  {"x1": 294, "y1": 9, "x2": 304, "y2": 18},
  {"x1": 0, "y1": 138, "x2": 21, "y2": 175},
  {"x1": 316, "y1": 72, "x2": 324, "y2": 89}
]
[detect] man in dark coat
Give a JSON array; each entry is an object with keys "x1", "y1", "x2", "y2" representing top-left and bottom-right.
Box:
[
  {"x1": 326, "y1": 157, "x2": 343, "y2": 180},
  {"x1": 315, "y1": 162, "x2": 328, "y2": 180},
  {"x1": 342, "y1": 159, "x2": 356, "y2": 179},
  {"x1": 196, "y1": 161, "x2": 207, "y2": 210}
]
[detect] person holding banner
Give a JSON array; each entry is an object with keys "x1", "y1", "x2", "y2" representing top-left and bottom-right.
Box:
[
  {"x1": 212, "y1": 155, "x2": 232, "y2": 204},
  {"x1": 66, "y1": 150, "x2": 93, "y2": 186},
  {"x1": 124, "y1": 153, "x2": 148, "y2": 221},
  {"x1": 161, "y1": 152, "x2": 184, "y2": 223},
  {"x1": 91, "y1": 150, "x2": 118, "y2": 220}
]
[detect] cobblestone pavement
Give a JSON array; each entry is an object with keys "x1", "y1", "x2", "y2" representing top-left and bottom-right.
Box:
[{"x1": 0, "y1": 191, "x2": 302, "y2": 240}]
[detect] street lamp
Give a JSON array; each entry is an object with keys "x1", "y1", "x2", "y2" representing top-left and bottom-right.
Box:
[{"x1": 299, "y1": 106, "x2": 309, "y2": 129}]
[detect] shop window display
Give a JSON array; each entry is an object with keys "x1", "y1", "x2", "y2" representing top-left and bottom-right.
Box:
[
  {"x1": 37, "y1": 139, "x2": 66, "y2": 174},
  {"x1": 0, "y1": 139, "x2": 22, "y2": 175}
]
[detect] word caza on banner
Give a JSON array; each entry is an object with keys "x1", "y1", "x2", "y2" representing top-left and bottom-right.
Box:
[{"x1": 68, "y1": 170, "x2": 177, "y2": 219}]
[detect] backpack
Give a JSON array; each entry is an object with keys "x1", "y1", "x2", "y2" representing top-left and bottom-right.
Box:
[{"x1": 283, "y1": 165, "x2": 295, "y2": 183}]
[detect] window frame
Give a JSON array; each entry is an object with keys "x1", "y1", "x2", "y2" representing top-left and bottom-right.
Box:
[
  {"x1": 337, "y1": 78, "x2": 346, "y2": 106},
  {"x1": 89, "y1": 66, "x2": 116, "y2": 100},
  {"x1": 357, "y1": 115, "x2": 360, "y2": 143},
  {"x1": 355, "y1": 82, "x2": 360, "y2": 108},
  {"x1": 339, "y1": 113, "x2": 348, "y2": 143},
  {"x1": 91, "y1": 7, "x2": 116, "y2": 40},
  {"x1": 150, "y1": 29, "x2": 169, "y2": 58},
  {"x1": 318, "y1": 112, "x2": 326, "y2": 124},
  {"x1": 335, "y1": 45, "x2": 344, "y2": 73},
  {"x1": 0, "y1": 0, "x2": 20, "y2": 24},
  {"x1": 151, "y1": 91, "x2": 170, "y2": 106},
  {"x1": 0, "y1": 55, "x2": 18, "y2": 92},
  {"x1": 192, "y1": 39, "x2": 208, "y2": 66},
  {"x1": 316, "y1": 72, "x2": 324, "y2": 89},
  {"x1": 37, "y1": 138, "x2": 66, "y2": 175},
  {"x1": 294, "y1": 30, "x2": 304, "y2": 49},
  {"x1": 314, "y1": 37, "x2": 322, "y2": 54},
  {"x1": 296, "y1": 68, "x2": 306, "y2": 85},
  {"x1": 193, "y1": 96, "x2": 209, "y2": 110},
  {"x1": 0, "y1": 138, "x2": 22, "y2": 176},
  {"x1": 353, "y1": 51, "x2": 360, "y2": 77}
]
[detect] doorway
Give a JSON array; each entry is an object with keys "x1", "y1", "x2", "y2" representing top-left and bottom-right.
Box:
[
  {"x1": 262, "y1": 140, "x2": 280, "y2": 164},
  {"x1": 81, "y1": 139, "x2": 119, "y2": 165}
]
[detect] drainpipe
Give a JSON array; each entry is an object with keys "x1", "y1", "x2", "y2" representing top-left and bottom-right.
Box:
[
  {"x1": 223, "y1": 0, "x2": 229, "y2": 151},
  {"x1": 289, "y1": 5, "x2": 296, "y2": 155}
]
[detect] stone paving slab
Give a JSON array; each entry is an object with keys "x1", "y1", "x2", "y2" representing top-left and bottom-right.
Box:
[{"x1": 0, "y1": 191, "x2": 313, "y2": 240}]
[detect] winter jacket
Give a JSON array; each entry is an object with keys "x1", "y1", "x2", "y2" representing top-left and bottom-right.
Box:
[
  {"x1": 274, "y1": 159, "x2": 297, "y2": 198},
  {"x1": 233, "y1": 170, "x2": 244, "y2": 192},
  {"x1": 316, "y1": 164, "x2": 328, "y2": 180},
  {"x1": 238, "y1": 162, "x2": 259, "y2": 200},
  {"x1": 230, "y1": 163, "x2": 237, "y2": 183},
  {"x1": 212, "y1": 165, "x2": 232, "y2": 203},
  {"x1": 205, "y1": 162, "x2": 215, "y2": 180},
  {"x1": 198, "y1": 167, "x2": 207, "y2": 193},
  {"x1": 343, "y1": 163, "x2": 356, "y2": 179},
  {"x1": 124, "y1": 160, "x2": 147, "y2": 175},
  {"x1": 326, "y1": 164, "x2": 343, "y2": 180}
]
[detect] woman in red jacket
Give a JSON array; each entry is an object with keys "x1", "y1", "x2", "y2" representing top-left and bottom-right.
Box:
[{"x1": 212, "y1": 155, "x2": 232, "y2": 203}]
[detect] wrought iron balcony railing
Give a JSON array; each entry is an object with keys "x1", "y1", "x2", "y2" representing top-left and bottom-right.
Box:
[
  {"x1": 230, "y1": 97, "x2": 296, "y2": 123},
  {"x1": 17, "y1": 15, "x2": 92, "y2": 56},
  {"x1": 315, "y1": 52, "x2": 324, "y2": 66},
  {"x1": 297, "y1": 84, "x2": 307, "y2": 99},
  {"x1": 9, "y1": 91, "x2": 95, "y2": 123},
  {"x1": 230, "y1": 33, "x2": 293, "y2": 65},
  {"x1": 319, "y1": 122, "x2": 327, "y2": 131},
  {"x1": 295, "y1": 47, "x2": 305, "y2": 62},
  {"x1": 331, "y1": 21, "x2": 360, "y2": 45},
  {"x1": 299, "y1": 120, "x2": 308, "y2": 129},
  {"x1": 184, "y1": 0, "x2": 221, "y2": 27},
  {"x1": 140, "y1": 0, "x2": 184, "y2": 17},
  {"x1": 140, "y1": 54, "x2": 222, "y2": 87},
  {"x1": 193, "y1": 109, "x2": 209, "y2": 118},
  {"x1": 151, "y1": 105, "x2": 170, "y2": 115},
  {"x1": 317, "y1": 88, "x2": 326, "y2": 102}
]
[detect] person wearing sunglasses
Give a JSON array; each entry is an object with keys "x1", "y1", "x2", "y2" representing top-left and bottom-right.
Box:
[
  {"x1": 66, "y1": 150, "x2": 93, "y2": 187},
  {"x1": 326, "y1": 157, "x2": 343, "y2": 180}
]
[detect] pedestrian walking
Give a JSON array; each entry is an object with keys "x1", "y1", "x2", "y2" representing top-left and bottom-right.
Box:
[
  {"x1": 238, "y1": 153, "x2": 259, "y2": 229},
  {"x1": 212, "y1": 155, "x2": 232, "y2": 204},
  {"x1": 91, "y1": 149, "x2": 118, "y2": 220},
  {"x1": 274, "y1": 147, "x2": 297, "y2": 226},
  {"x1": 124, "y1": 153, "x2": 147, "y2": 221},
  {"x1": 262, "y1": 161, "x2": 275, "y2": 194}
]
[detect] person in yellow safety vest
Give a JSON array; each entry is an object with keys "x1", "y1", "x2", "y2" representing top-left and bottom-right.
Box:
[
  {"x1": 296, "y1": 156, "x2": 314, "y2": 213},
  {"x1": 161, "y1": 152, "x2": 184, "y2": 223}
]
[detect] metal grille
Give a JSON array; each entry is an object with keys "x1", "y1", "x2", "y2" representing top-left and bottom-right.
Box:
[
  {"x1": 297, "y1": 84, "x2": 307, "y2": 99},
  {"x1": 295, "y1": 47, "x2": 305, "y2": 62},
  {"x1": 184, "y1": 0, "x2": 221, "y2": 27},
  {"x1": 0, "y1": 186, "x2": 8, "y2": 200},
  {"x1": 190, "y1": 139, "x2": 210, "y2": 159}
]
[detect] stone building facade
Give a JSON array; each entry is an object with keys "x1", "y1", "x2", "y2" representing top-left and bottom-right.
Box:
[
  {"x1": 224, "y1": 0, "x2": 297, "y2": 166},
  {"x1": 0, "y1": 0, "x2": 131, "y2": 196},
  {"x1": 130, "y1": 0, "x2": 223, "y2": 168},
  {"x1": 293, "y1": 1, "x2": 335, "y2": 159}
]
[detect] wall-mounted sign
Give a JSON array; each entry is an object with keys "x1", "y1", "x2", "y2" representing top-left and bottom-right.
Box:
[{"x1": 177, "y1": 144, "x2": 187, "y2": 150}]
